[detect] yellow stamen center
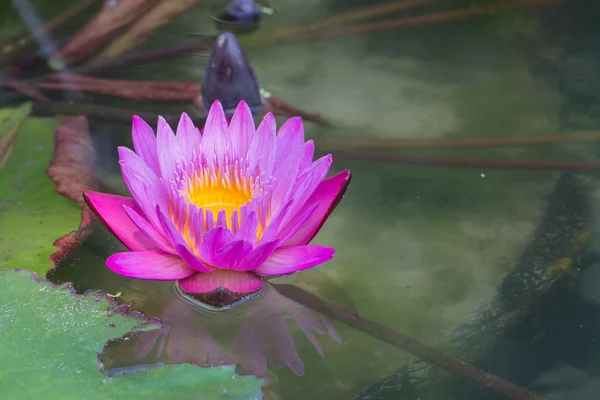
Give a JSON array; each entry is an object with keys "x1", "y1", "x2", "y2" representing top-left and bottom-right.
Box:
[{"x1": 182, "y1": 167, "x2": 253, "y2": 230}]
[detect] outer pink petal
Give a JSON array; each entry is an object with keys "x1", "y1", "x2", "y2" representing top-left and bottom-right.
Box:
[
  {"x1": 259, "y1": 200, "x2": 293, "y2": 243},
  {"x1": 205, "y1": 210, "x2": 215, "y2": 231},
  {"x1": 132, "y1": 115, "x2": 159, "y2": 174},
  {"x1": 83, "y1": 191, "x2": 156, "y2": 251},
  {"x1": 299, "y1": 140, "x2": 315, "y2": 173},
  {"x1": 284, "y1": 170, "x2": 351, "y2": 246},
  {"x1": 178, "y1": 270, "x2": 265, "y2": 293},
  {"x1": 235, "y1": 240, "x2": 280, "y2": 271},
  {"x1": 274, "y1": 117, "x2": 304, "y2": 171},
  {"x1": 275, "y1": 201, "x2": 320, "y2": 243},
  {"x1": 123, "y1": 205, "x2": 175, "y2": 254},
  {"x1": 175, "y1": 244, "x2": 215, "y2": 273},
  {"x1": 118, "y1": 146, "x2": 161, "y2": 189},
  {"x1": 106, "y1": 250, "x2": 196, "y2": 280},
  {"x1": 254, "y1": 245, "x2": 335, "y2": 275},
  {"x1": 118, "y1": 146, "x2": 167, "y2": 228},
  {"x1": 247, "y1": 113, "x2": 276, "y2": 176},
  {"x1": 236, "y1": 211, "x2": 258, "y2": 243},
  {"x1": 281, "y1": 154, "x2": 332, "y2": 226},
  {"x1": 216, "y1": 209, "x2": 228, "y2": 228},
  {"x1": 199, "y1": 227, "x2": 236, "y2": 267},
  {"x1": 176, "y1": 112, "x2": 202, "y2": 163},
  {"x1": 228, "y1": 101, "x2": 254, "y2": 158},
  {"x1": 156, "y1": 116, "x2": 182, "y2": 181},
  {"x1": 215, "y1": 240, "x2": 253, "y2": 270},
  {"x1": 269, "y1": 155, "x2": 299, "y2": 214},
  {"x1": 156, "y1": 209, "x2": 214, "y2": 273},
  {"x1": 201, "y1": 100, "x2": 230, "y2": 163}
]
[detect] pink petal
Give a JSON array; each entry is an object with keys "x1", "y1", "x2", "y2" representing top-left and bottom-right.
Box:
[
  {"x1": 131, "y1": 115, "x2": 159, "y2": 175},
  {"x1": 216, "y1": 240, "x2": 253, "y2": 270},
  {"x1": 275, "y1": 201, "x2": 320, "y2": 243},
  {"x1": 190, "y1": 206, "x2": 205, "y2": 246},
  {"x1": 83, "y1": 191, "x2": 156, "y2": 251},
  {"x1": 247, "y1": 113, "x2": 276, "y2": 176},
  {"x1": 118, "y1": 146, "x2": 161, "y2": 189},
  {"x1": 199, "y1": 227, "x2": 236, "y2": 267},
  {"x1": 230, "y1": 210, "x2": 240, "y2": 234},
  {"x1": 201, "y1": 100, "x2": 229, "y2": 163},
  {"x1": 118, "y1": 146, "x2": 167, "y2": 228},
  {"x1": 178, "y1": 270, "x2": 265, "y2": 293},
  {"x1": 234, "y1": 240, "x2": 280, "y2": 271},
  {"x1": 269, "y1": 155, "x2": 299, "y2": 214},
  {"x1": 205, "y1": 210, "x2": 215, "y2": 231},
  {"x1": 216, "y1": 209, "x2": 228, "y2": 228},
  {"x1": 274, "y1": 117, "x2": 304, "y2": 171},
  {"x1": 228, "y1": 101, "x2": 254, "y2": 158},
  {"x1": 259, "y1": 200, "x2": 293, "y2": 243},
  {"x1": 156, "y1": 116, "x2": 181, "y2": 181},
  {"x1": 236, "y1": 211, "x2": 258, "y2": 243},
  {"x1": 176, "y1": 112, "x2": 202, "y2": 163},
  {"x1": 280, "y1": 154, "x2": 332, "y2": 227},
  {"x1": 156, "y1": 209, "x2": 214, "y2": 273},
  {"x1": 299, "y1": 140, "x2": 315, "y2": 173},
  {"x1": 106, "y1": 250, "x2": 196, "y2": 280},
  {"x1": 175, "y1": 244, "x2": 215, "y2": 273},
  {"x1": 254, "y1": 245, "x2": 335, "y2": 275},
  {"x1": 123, "y1": 205, "x2": 174, "y2": 254},
  {"x1": 284, "y1": 170, "x2": 351, "y2": 246}
]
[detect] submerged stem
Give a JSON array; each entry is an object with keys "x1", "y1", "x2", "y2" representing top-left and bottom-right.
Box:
[
  {"x1": 272, "y1": 0, "x2": 448, "y2": 38},
  {"x1": 273, "y1": 284, "x2": 540, "y2": 400},
  {"x1": 32, "y1": 101, "x2": 206, "y2": 127},
  {"x1": 326, "y1": 149, "x2": 600, "y2": 170},
  {"x1": 289, "y1": 0, "x2": 560, "y2": 43},
  {"x1": 317, "y1": 131, "x2": 600, "y2": 151},
  {"x1": 69, "y1": 38, "x2": 213, "y2": 76}
]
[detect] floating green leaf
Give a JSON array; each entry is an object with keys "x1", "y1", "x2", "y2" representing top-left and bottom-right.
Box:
[
  {"x1": 0, "y1": 104, "x2": 84, "y2": 274},
  {"x1": 0, "y1": 269, "x2": 264, "y2": 399}
]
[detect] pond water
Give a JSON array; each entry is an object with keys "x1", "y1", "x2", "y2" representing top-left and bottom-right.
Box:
[{"x1": 3, "y1": 0, "x2": 600, "y2": 399}]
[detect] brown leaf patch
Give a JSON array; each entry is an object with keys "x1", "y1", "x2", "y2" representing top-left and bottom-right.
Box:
[{"x1": 46, "y1": 116, "x2": 98, "y2": 269}]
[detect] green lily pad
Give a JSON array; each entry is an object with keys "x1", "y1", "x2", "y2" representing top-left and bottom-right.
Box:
[
  {"x1": 0, "y1": 103, "x2": 84, "y2": 274},
  {"x1": 0, "y1": 269, "x2": 264, "y2": 399}
]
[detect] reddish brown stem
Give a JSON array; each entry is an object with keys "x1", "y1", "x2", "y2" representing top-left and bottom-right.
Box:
[
  {"x1": 67, "y1": 38, "x2": 213, "y2": 76},
  {"x1": 46, "y1": 73, "x2": 197, "y2": 90},
  {"x1": 273, "y1": 0, "x2": 448, "y2": 38},
  {"x1": 34, "y1": 101, "x2": 206, "y2": 127},
  {"x1": 291, "y1": 0, "x2": 560, "y2": 42},
  {"x1": 328, "y1": 149, "x2": 600, "y2": 170},
  {"x1": 318, "y1": 131, "x2": 600, "y2": 150},
  {"x1": 273, "y1": 284, "x2": 540, "y2": 400},
  {"x1": 265, "y1": 95, "x2": 330, "y2": 126},
  {"x1": 36, "y1": 79, "x2": 200, "y2": 102},
  {"x1": 3, "y1": 79, "x2": 49, "y2": 102}
]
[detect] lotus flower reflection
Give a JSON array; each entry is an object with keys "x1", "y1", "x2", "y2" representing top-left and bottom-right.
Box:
[{"x1": 84, "y1": 100, "x2": 350, "y2": 297}]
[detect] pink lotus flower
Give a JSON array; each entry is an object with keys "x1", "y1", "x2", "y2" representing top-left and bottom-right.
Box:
[{"x1": 83, "y1": 100, "x2": 350, "y2": 295}]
